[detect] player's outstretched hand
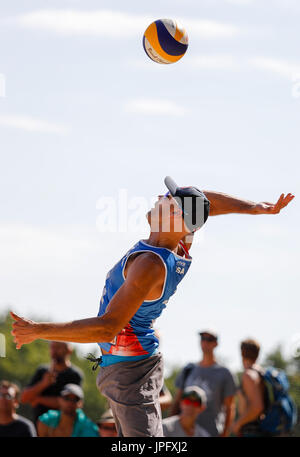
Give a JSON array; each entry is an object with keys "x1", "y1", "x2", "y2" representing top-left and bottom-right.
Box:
[
  {"x1": 255, "y1": 193, "x2": 295, "y2": 214},
  {"x1": 10, "y1": 311, "x2": 39, "y2": 349}
]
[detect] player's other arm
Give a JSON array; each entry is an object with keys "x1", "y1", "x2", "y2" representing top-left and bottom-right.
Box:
[
  {"x1": 202, "y1": 190, "x2": 294, "y2": 216},
  {"x1": 10, "y1": 253, "x2": 165, "y2": 349}
]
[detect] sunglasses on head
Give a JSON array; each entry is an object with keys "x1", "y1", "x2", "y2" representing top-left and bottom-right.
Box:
[
  {"x1": 162, "y1": 191, "x2": 188, "y2": 216},
  {"x1": 157, "y1": 192, "x2": 171, "y2": 199}
]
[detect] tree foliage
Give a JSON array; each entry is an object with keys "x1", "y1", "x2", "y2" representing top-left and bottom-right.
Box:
[{"x1": 263, "y1": 344, "x2": 288, "y2": 370}]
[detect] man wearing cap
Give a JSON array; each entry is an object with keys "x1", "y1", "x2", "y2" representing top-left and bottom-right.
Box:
[
  {"x1": 163, "y1": 386, "x2": 210, "y2": 437},
  {"x1": 37, "y1": 384, "x2": 99, "y2": 437},
  {"x1": 170, "y1": 329, "x2": 237, "y2": 437},
  {"x1": 11, "y1": 177, "x2": 294, "y2": 437}
]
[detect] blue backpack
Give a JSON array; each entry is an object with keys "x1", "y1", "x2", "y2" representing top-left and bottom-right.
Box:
[{"x1": 259, "y1": 367, "x2": 297, "y2": 435}]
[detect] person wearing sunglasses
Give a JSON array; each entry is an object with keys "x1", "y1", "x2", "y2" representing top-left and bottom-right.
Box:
[
  {"x1": 11, "y1": 176, "x2": 294, "y2": 437},
  {"x1": 163, "y1": 385, "x2": 210, "y2": 437},
  {"x1": 170, "y1": 329, "x2": 237, "y2": 437},
  {"x1": 37, "y1": 384, "x2": 99, "y2": 437},
  {"x1": 0, "y1": 380, "x2": 36, "y2": 437}
]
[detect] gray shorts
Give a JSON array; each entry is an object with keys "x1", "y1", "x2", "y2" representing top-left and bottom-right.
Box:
[{"x1": 96, "y1": 353, "x2": 164, "y2": 437}]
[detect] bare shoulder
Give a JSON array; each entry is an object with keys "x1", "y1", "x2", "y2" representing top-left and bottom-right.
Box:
[
  {"x1": 126, "y1": 251, "x2": 165, "y2": 281},
  {"x1": 243, "y1": 368, "x2": 261, "y2": 384}
]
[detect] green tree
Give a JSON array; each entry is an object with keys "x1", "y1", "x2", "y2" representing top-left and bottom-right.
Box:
[
  {"x1": 165, "y1": 367, "x2": 181, "y2": 399},
  {"x1": 263, "y1": 344, "x2": 288, "y2": 370}
]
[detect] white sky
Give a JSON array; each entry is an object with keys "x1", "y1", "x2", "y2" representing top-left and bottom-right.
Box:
[{"x1": 0, "y1": 0, "x2": 299, "y2": 375}]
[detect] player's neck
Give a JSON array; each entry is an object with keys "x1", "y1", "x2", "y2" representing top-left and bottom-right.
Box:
[{"x1": 146, "y1": 231, "x2": 184, "y2": 252}]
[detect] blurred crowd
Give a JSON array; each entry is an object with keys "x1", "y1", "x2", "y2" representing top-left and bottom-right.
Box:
[{"x1": 0, "y1": 332, "x2": 295, "y2": 437}]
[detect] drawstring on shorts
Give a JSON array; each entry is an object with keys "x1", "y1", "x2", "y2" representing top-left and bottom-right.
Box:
[{"x1": 86, "y1": 353, "x2": 102, "y2": 371}]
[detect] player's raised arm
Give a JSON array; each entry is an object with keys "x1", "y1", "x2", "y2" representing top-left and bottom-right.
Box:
[
  {"x1": 202, "y1": 191, "x2": 294, "y2": 216},
  {"x1": 10, "y1": 253, "x2": 165, "y2": 350}
]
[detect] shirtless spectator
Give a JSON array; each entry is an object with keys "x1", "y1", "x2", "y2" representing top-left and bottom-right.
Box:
[{"x1": 232, "y1": 339, "x2": 265, "y2": 437}]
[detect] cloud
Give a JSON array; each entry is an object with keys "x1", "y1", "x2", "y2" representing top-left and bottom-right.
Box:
[
  {"x1": 0, "y1": 224, "x2": 93, "y2": 275},
  {"x1": 13, "y1": 9, "x2": 148, "y2": 37},
  {"x1": 0, "y1": 223, "x2": 141, "y2": 280},
  {"x1": 12, "y1": 9, "x2": 239, "y2": 40},
  {"x1": 124, "y1": 98, "x2": 186, "y2": 116},
  {"x1": 224, "y1": 0, "x2": 253, "y2": 4},
  {"x1": 188, "y1": 54, "x2": 237, "y2": 69},
  {"x1": 248, "y1": 57, "x2": 300, "y2": 80},
  {"x1": 184, "y1": 19, "x2": 239, "y2": 39},
  {"x1": 0, "y1": 74, "x2": 5, "y2": 98},
  {"x1": 188, "y1": 54, "x2": 300, "y2": 81},
  {"x1": 0, "y1": 115, "x2": 69, "y2": 134}
]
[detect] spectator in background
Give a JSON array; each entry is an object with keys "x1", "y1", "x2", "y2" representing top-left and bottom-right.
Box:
[
  {"x1": 97, "y1": 409, "x2": 118, "y2": 437},
  {"x1": 37, "y1": 383, "x2": 99, "y2": 437},
  {"x1": 232, "y1": 339, "x2": 265, "y2": 437},
  {"x1": 21, "y1": 341, "x2": 83, "y2": 424},
  {"x1": 169, "y1": 329, "x2": 236, "y2": 437},
  {"x1": 0, "y1": 380, "x2": 36, "y2": 437},
  {"x1": 163, "y1": 385, "x2": 210, "y2": 437}
]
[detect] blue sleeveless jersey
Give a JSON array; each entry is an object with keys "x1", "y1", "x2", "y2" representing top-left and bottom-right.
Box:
[{"x1": 97, "y1": 240, "x2": 192, "y2": 366}]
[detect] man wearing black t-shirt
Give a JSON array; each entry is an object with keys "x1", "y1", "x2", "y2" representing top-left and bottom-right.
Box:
[
  {"x1": 0, "y1": 380, "x2": 36, "y2": 437},
  {"x1": 21, "y1": 341, "x2": 83, "y2": 424}
]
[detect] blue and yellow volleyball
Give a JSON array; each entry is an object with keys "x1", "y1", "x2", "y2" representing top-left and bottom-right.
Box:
[{"x1": 143, "y1": 19, "x2": 188, "y2": 64}]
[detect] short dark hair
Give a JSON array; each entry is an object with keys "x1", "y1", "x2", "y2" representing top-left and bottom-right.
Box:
[
  {"x1": 241, "y1": 339, "x2": 260, "y2": 362},
  {"x1": 0, "y1": 380, "x2": 20, "y2": 400}
]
